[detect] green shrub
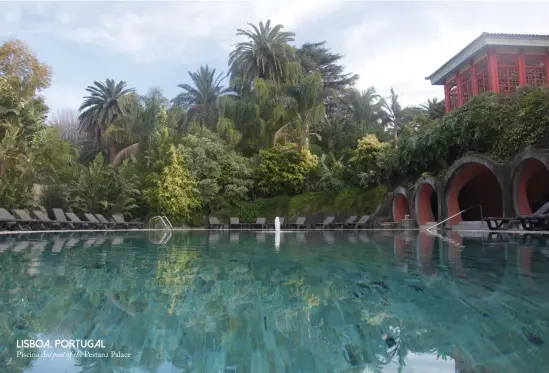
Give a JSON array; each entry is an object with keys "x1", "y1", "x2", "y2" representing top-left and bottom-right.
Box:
[{"x1": 254, "y1": 143, "x2": 318, "y2": 197}]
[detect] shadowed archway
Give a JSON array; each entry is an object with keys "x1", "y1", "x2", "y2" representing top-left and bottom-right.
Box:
[
  {"x1": 444, "y1": 157, "x2": 505, "y2": 225},
  {"x1": 414, "y1": 179, "x2": 439, "y2": 225},
  {"x1": 512, "y1": 151, "x2": 549, "y2": 216},
  {"x1": 392, "y1": 188, "x2": 410, "y2": 222}
]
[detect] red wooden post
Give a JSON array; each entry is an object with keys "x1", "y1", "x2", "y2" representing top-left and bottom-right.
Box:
[
  {"x1": 444, "y1": 81, "x2": 451, "y2": 113},
  {"x1": 518, "y1": 49, "x2": 526, "y2": 86},
  {"x1": 545, "y1": 52, "x2": 549, "y2": 85},
  {"x1": 456, "y1": 73, "x2": 463, "y2": 107},
  {"x1": 488, "y1": 50, "x2": 499, "y2": 92},
  {"x1": 471, "y1": 62, "x2": 478, "y2": 96}
]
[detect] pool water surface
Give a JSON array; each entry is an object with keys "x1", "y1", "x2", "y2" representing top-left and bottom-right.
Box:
[{"x1": 0, "y1": 231, "x2": 548, "y2": 373}]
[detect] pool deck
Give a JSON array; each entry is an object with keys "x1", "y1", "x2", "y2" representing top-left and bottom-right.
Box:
[{"x1": 1, "y1": 228, "x2": 549, "y2": 235}]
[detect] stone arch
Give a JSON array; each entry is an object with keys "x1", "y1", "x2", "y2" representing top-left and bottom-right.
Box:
[
  {"x1": 413, "y1": 178, "x2": 440, "y2": 225},
  {"x1": 511, "y1": 149, "x2": 549, "y2": 216},
  {"x1": 444, "y1": 155, "x2": 506, "y2": 225},
  {"x1": 392, "y1": 187, "x2": 410, "y2": 222}
]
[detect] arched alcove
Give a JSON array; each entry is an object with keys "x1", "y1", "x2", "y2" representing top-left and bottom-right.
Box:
[
  {"x1": 513, "y1": 157, "x2": 549, "y2": 216},
  {"x1": 445, "y1": 157, "x2": 504, "y2": 224},
  {"x1": 392, "y1": 188, "x2": 410, "y2": 222},
  {"x1": 415, "y1": 180, "x2": 439, "y2": 225}
]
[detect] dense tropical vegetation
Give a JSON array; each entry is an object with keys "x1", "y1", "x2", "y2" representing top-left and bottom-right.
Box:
[{"x1": 1, "y1": 20, "x2": 549, "y2": 225}]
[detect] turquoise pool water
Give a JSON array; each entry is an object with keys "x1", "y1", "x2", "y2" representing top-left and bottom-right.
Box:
[{"x1": 1, "y1": 230, "x2": 548, "y2": 373}]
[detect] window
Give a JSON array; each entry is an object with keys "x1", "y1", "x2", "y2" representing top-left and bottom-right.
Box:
[
  {"x1": 447, "y1": 79, "x2": 458, "y2": 110},
  {"x1": 525, "y1": 55, "x2": 547, "y2": 87},
  {"x1": 497, "y1": 54, "x2": 519, "y2": 93},
  {"x1": 461, "y1": 69, "x2": 472, "y2": 104},
  {"x1": 475, "y1": 57, "x2": 490, "y2": 94}
]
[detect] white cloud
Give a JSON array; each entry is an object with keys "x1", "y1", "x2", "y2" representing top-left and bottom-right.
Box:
[
  {"x1": 341, "y1": 2, "x2": 549, "y2": 106},
  {"x1": 43, "y1": 84, "x2": 85, "y2": 114},
  {"x1": 30, "y1": 0, "x2": 338, "y2": 63}
]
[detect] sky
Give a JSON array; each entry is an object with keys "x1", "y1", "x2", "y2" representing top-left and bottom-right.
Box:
[{"x1": 2, "y1": 0, "x2": 549, "y2": 116}]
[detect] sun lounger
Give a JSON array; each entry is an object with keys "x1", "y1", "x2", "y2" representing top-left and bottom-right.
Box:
[
  {"x1": 32, "y1": 210, "x2": 62, "y2": 230},
  {"x1": 52, "y1": 209, "x2": 77, "y2": 230},
  {"x1": 336, "y1": 216, "x2": 357, "y2": 229},
  {"x1": 483, "y1": 217, "x2": 516, "y2": 231},
  {"x1": 229, "y1": 217, "x2": 248, "y2": 229},
  {"x1": 95, "y1": 214, "x2": 117, "y2": 229},
  {"x1": 65, "y1": 212, "x2": 91, "y2": 229},
  {"x1": 208, "y1": 216, "x2": 224, "y2": 229},
  {"x1": 0, "y1": 208, "x2": 28, "y2": 230},
  {"x1": 315, "y1": 216, "x2": 335, "y2": 229},
  {"x1": 288, "y1": 217, "x2": 307, "y2": 229},
  {"x1": 12, "y1": 209, "x2": 46, "y2": 230},
  {"x1": 516, "y1": 215, "x2": 549, "y2": 231},
  {"x1": 252, "y1": 217, "x2": 267, "y2": 229},
  {"x1": 83, "y1": 213, "x2": 109, "y2": 229},
  {"x1": 353, "y1": 215, "x2": 370, "y2": 229},
  {"x1": 112, "y1": 214, "x2": 143, "y2": 228}
]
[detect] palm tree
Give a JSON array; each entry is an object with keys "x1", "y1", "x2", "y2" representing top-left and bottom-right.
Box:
[
  {"x1": 228, "y1": 20, "x2": 301, "y2": 88},
  {"x1": 172, "y1": 65, "x2": 232, "y2": 129},
  {"x1": 274, "y1": 72, "x2": 326, "y2": 150},
  {"x1": 343, "y1": 87, "x2": 385, "y2": 138},
  {"x1": 379, "y1": 88, "x2": 404, "y2": 144},
  {"x1": 111, "y1": 88, "x2": 169, "y2": 166},
  {"x1": 421, "y1": 97, "x2": 445, "y2": 120},
  {"x1": 217, "y1": 78, "x2": 288, "y2": 153},
  {"x1": 78, "y1": 79, "x2": 134, "y2": 163}
]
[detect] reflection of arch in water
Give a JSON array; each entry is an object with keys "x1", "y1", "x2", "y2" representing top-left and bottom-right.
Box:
[
  {"x1": 511, "y1": 149, "x2": 549, "y2": 216},
  {"x1": 392, "y1": 187, "x2": 411, "y2": 222},
  {"x1": 413, "y1": 178, "x2": 441, "y2": 226},
  {"x1": 443, "y1": 155, "x2": 508, "y2": 225},
  {"x1": 446, "y1": 232, "x2": 466, "y2": 278},
  {"x1": 416, "y1": 232, "x2": 437, "y2": 275},
  {"x1": 394, "y1": 235, "x2": 407, "y2": 264}
]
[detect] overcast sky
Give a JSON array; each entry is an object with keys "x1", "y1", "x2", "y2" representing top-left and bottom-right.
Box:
[{"x1": 2, "y1": 1, "x2": 548, "y2": 115}]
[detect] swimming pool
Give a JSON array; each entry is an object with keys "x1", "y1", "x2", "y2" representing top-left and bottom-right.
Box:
[{"x1": 1, "y1": 230, "x2": 548, "y2": 372}]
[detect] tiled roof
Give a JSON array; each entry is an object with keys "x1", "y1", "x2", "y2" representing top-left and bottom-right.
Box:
[{"x1": 426, "y1": 33, "x2": 549, "y2": 85}]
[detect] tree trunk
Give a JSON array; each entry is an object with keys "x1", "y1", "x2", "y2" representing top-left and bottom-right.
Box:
[{"x1": 109, "y1": 141, "x2": 117, "y2": 164}]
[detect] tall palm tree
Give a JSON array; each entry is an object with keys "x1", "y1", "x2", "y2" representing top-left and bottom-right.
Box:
[
  {"x1": 228, "y1": 20, "x2": 301, "y2": 88},
  {"x1": 274, "y1": 72, "x2": 326, "y2": 150},
  {"x1": 421, "y1": 97, "x2": 445, "y2": 120},
  {"x1": 172, "y1": 65, "x2": 232, "y2": 129},
  {"x1": 217, "y1": 78, "x2": 288, "y2": 153},
  {"x1": 111, "y1": 88, "x2": 170, "y2": 166},
  {"x1": 343, "y1": 87, "x2": 384, "y2": 138},
  {"x1": 78, "y1": 79, "x2": 134, "y2": 163}
]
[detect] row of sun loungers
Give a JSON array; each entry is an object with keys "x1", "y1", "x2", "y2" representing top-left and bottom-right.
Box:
[
  {"x1": 0, "y1": 208, "x2": 144, "y2": 231},
  {"x1": 484, "y1": 202, "x2": 549, "y2": 232},
  {"x1": 207, "y1": 215, "x2": 371, "y2": 230}
]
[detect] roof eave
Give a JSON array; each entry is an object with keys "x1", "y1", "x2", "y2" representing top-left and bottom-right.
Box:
[{"x1": 426, "y1": 36, "x2": 549, "y2": 85}]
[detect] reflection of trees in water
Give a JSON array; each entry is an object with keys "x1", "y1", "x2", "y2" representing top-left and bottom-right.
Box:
[{"x1": 1, "y1": 233, "x2": 549, "y2": 372}]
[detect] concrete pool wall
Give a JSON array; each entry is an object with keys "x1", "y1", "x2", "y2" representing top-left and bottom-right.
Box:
[{"x1": 380, "y1": 148, "x2": 549, "y2": 228}]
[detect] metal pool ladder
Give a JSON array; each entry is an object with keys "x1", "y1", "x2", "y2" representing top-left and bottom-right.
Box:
[{"x1": 148, "y1": 216, "x2": 173, "y2": 230}]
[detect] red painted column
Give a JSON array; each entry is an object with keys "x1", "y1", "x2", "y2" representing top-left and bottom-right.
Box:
[
  {"x1": 471, "y1": 62, "x2": 478, "y2": 96},
  {"x1": 518, "y1": 49, "x2": 526, "y2": 86},
  {"x1": 444, "y1": 81, "x2": 451, "y2": 113},
  {"x1": 545, "y1": 52, "x2": 549, "y2": 85},
  {"x1": 488, "y1": 50, "x2": 499, "y2": 93},
  {"x1": 456, "y1": 73, "x2": 463, "y2": 107}
]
